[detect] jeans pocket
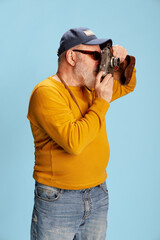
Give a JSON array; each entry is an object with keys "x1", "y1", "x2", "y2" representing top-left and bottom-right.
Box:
[
  {"x1": 99, "y1": 182, "x2": 108, "y2": 195},
  {"x1": 35, "y1": 185, "x2": 63, "y2": 202}
]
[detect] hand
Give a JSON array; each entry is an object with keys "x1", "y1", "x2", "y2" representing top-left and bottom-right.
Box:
[
  {"x1": 111, "y1": 45, "x2": 128, "y2": 63},
  {"x1": 95, "y1": 71, "x2": 113, "y2": 103}
]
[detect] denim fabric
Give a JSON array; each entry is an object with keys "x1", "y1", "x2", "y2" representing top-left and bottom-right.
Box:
[{"x1": 31, "y1": 181, "x2": 109, "y2": 240}]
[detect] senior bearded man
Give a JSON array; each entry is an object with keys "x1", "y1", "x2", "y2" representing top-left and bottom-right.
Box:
[{"x1": 27, "y1": 27, "x2": 136, "y2": 240}]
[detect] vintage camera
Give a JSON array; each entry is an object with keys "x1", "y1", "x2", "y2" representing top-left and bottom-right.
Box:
[{"x1": 99, "y1": 42, "x2": 120, "y2": 77}]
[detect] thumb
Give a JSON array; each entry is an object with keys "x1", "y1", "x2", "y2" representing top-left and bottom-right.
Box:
[{"x1": 95, "y1": 71, "x2": 104, "y2": 86}]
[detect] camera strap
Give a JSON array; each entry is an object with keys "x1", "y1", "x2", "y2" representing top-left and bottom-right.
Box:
[{"x1": 56, "y1": 73, "x2": 84, "y2": 118}]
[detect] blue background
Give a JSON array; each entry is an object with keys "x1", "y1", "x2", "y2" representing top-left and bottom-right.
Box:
[{"x1": 0, "y1": 0, "x2": 160, "y2": 239}]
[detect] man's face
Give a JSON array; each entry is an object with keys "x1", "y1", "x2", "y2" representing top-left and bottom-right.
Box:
[{"x1": 73, "y1": 44, "x2": 101, "y2": 89}]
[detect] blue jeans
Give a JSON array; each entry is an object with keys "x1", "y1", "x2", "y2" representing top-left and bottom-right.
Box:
[{"x1": 31, "y1": 181, "x2": 109, "y2": 240}]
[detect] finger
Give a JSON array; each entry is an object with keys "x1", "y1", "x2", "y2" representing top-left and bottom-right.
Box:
[
  {"x1": 109, "y1": 77, "x2": 114, "y2": 86},
  {"x1": 112, "y1": 45, "x2": 119, "y2": 56},
  {"x1": 121, "y1": 51, "x2": 128, "y2": 63},
  {"x1": 101, "y1": 73, "x2": 112, "y2": 85},
  {"x1": 120, "y1": 57, "x2": 125, "y2": 63},
  {"x1": 104, "y1": 76, "x2": 114, "y2": 85},
  {"x1": 95, "y1": 71, "x2": 105, "y2": 86}
]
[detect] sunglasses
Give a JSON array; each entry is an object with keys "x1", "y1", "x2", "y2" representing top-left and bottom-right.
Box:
[{"x1": 72, "y1": 50, "x2": 101, "y2": 61}]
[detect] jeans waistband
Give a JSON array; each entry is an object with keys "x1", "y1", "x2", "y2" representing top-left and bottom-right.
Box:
[{"x1": 35, "y1": 181, "x2": 106, "y2": 192}]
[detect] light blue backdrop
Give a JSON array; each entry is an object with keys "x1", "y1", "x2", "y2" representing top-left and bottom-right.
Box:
[{"x1": 0, "y1": 0, "x2": 160, "y2": 239}]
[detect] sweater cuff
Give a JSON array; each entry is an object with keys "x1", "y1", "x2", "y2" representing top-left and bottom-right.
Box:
[{"x1": 88, "y1": 97, "x2": 110, "y2": 119}]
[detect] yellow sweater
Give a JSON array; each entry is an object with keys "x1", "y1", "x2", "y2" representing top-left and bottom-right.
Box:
[{"x1": 27, "y1": 68, "x2": 136, "y2": 190}]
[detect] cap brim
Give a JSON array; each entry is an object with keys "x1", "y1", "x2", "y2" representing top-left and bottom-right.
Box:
[{"x1": 84, "y1": 38, "x2": 112, "y2": 49}]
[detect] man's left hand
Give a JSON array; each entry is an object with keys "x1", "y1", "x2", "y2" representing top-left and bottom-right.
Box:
[{"x1": 112, "y1": 45, "x2": 128, "y2": 63}]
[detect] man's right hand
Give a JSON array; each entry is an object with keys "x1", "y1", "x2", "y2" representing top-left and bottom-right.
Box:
[{"x1": 94, "y1": 71, "x2": 113, "y2": 103}]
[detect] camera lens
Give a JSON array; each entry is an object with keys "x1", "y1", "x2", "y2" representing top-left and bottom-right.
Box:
[{"x1": 111, "y1": 57, "x2": 120, "y2": 67}]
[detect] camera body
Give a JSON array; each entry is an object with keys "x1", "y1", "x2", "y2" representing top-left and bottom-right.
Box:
[{"x1": 99, "y1": 43, "x2": 120, "y2": 77}]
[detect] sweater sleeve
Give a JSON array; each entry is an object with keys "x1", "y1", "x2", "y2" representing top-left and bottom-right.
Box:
[
  {"x1": 27, "y1": 86, "x2": 110, "y2": 155},
  {"x1": 111, "y1": 67, "x2": 136, "y2": 102}
]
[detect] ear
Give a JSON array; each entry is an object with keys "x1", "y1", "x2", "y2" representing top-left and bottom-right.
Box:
[{"x1": 66, "y1": 50, "x2": 76, "y2": 66}]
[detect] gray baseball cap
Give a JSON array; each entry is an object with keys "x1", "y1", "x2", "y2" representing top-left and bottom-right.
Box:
[{"x1": 57, "y1": 27, "x2": 112, "y2": 56}]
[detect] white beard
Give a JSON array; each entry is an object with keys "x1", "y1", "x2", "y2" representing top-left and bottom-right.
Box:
[{"x1": 74, "y1": 60, "x2": 96, "y2": 89}]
